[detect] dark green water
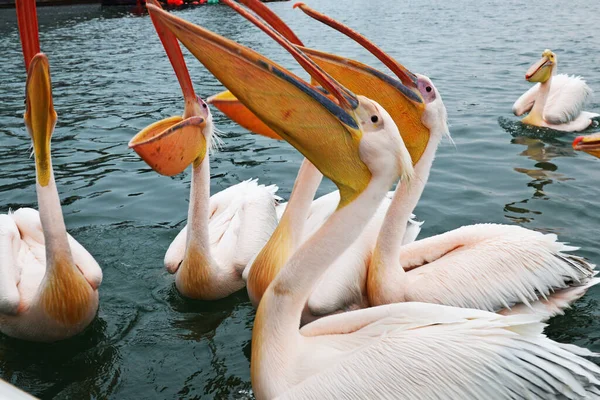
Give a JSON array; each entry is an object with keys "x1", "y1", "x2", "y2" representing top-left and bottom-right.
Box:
[{"x1": 1, "y1": 0, "x2": 600, "y2": 398}]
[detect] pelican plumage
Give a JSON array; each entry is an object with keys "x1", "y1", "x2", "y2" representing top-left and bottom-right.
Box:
[
  {"x1": 295, "y1": 5, "x2": 598, "y2": 319},
  {"x1": 0, "y1": 0, "x2": 101, "y2": 342},
  {"x1": 128, "y1": 0, "x2": 278, "y2": 300},
  {"x1": 148, "y1": 5, "x2": 600, "y2": 398},
  {"x1": 513, "y1": 49, "x2": 598, "y2": 131}
]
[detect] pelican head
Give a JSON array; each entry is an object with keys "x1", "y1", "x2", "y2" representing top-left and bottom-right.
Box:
[
  {"x1": 24, "y1": 53, "x2": 57, "y2": 187},
  {"x1": 526, "y1": 49, "x2": 556, "y2": 83},
  {"x1": 573, "y1": 133, "x2": 600, "y2": 159},
  {"x1": 128, "y1": 0, "x2": 211, "y2": 176},
  {"x1": 146, "y1": 0, "x2": 414, "y2": 205},
  {"x1": 295, "y1": 3, "x2": 449, "y2": 155}
]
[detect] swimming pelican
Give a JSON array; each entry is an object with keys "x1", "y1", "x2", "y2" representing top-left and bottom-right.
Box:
[
  {"x1": 208, "y1": 0, "x2": 425, "y2": 310},
  {"x1": 513, "y1": 49, "x2": 599, "y2": 131},
  {"x1": 148, "y1": 5, "x2": 600, "y2": 398},
  {"x1": 0, "y1": 0, "x2": 101, "y2": 342},
  {"x1": 573, "y1": 132, "x2": 600, "y2": 158},
  {"x1": 298, "y1": 4, "x2": 599, "y2": 318},
  {"x1": 128, "y1": 0, "x2": 279, "y2": 300}
]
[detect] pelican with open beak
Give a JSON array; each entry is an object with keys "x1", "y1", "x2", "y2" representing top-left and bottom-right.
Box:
[
  {"x1": 202, "y1": 0, "x2": 430, "y2": 311},
  {"x1": 128, "y1": 0, "x2": 279, "y2": 300},
  {"x1": 145, "y1": 3, "x2": 600, "y2": 399},
  {"x1": 0, "y1": 0, "x2": 101, "y2": 342},
  {"x1": 513, "y1": 49, "x2": 598, "y2": 131},
  {"x1": 293, "y1": 3, "x2": 598, "y2": 321}
]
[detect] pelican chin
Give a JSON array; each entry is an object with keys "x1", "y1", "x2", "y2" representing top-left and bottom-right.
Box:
[{"x1": 514, "y1": 49, "x2": 599, "y2": 131}]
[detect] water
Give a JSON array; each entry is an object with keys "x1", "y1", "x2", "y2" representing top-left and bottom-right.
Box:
[{"x1": 1, "y1": 0, "x2": 600, "y2": 398}]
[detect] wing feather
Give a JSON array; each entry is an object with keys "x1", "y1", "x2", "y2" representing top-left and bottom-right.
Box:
[
  {"x1": 399, "y1": 224, "x2": 597, "y2": 318},
  {"x1": 0, "y1": 215, "x2": 21, "y2": 314},
  {"x1": 513, "y1": 84, "x2": 539, "y2": 116},
  {"x1": 290, "y1": 303, "x2": 600, "y2": 399},
  {"x1": 544, "y1": 74, "x2": 593, "y2": 124}
]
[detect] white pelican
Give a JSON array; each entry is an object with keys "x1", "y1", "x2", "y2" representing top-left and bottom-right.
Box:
[
  {"x1": 574, "y1": 132, "x2": 600, "y2": 158},
  {"x1": 129, "y1": 0, "x2": 278, "y2": 300},
  {"x1": 513, "y1": 49, "x2": 599, "y2": 131},
  {"x1": 206, "y1": 0, "x2": 424, "y2": 310},
  {"x1": 0, "y1": 0, "x2": 101, "y2": 342},
  {"x1": 148, "y1": 5, "x2": 600, "y2": 398},
  {"x1": 297, "y1": 4, "x2": 599, "y2": 319}
]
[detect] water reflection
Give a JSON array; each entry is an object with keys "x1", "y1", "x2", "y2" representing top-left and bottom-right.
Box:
[
  {"x1": 0, "y1": 316, "x2": 119, "y2": 399},
  {"x1": 500, "y1": 118, "x2": 579, "y2": 225}
]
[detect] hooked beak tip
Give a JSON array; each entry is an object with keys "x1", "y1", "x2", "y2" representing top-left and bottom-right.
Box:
[
  {"x1": 573, "y1": 136, "x2": 584, "y2": 149},
  {"x1": 293, "y1": 2, "x2": 305, "y2": 9}
]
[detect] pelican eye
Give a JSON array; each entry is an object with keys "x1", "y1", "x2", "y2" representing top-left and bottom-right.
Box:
[
  {"x1": 371, "y1": 115, "x2": 379, "y2": 123},
  {"x1": 202, "y1": 103, "x2": 207, "y2": 108},
  {"x1": 426, "y1": 86, "x2": 432, "y2": 93}
]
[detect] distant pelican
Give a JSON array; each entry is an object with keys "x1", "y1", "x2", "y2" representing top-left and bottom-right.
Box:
[
  {"x1": 148, "y1": 5, "x2": 600, "y2": 398},
  {"x1": 513, "y1": 49, "x2": 598, "y2": 131},
  {"x1": 129, "y1": 0, "x2": 279, "y2": 300},
  {"x1": 0, "y1": 0, "x2": 101, "y2": 342}
]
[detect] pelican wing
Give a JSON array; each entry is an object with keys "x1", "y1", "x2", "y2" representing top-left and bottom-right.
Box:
[
  {"x1": 67, "y1": 233, "x2": 102, "y2": 289},
  {"x1": 292, "y1": 303, "x2": 600, "y2": 399},
  {"x1": 512, "y1": 84, "x2": 539, "y2": 116},
  {"x1": 544, "y1": 75, "x2": 594, "y2": 124},
  {"x1": 10, "y1": 208, "x2": 102, "y2": 290},
  {"x1": 166, "y1": 180, "x2": 279, "y2": 275},
  {"x1": 209, "y1": 180, "x2": 278, "y2": 272},
  {"x1": 399, "y1": 224, "x2": 597, "y2": 317},
  {"x1": 0, "y1": 215, "x2": 22, "y2": 314}
]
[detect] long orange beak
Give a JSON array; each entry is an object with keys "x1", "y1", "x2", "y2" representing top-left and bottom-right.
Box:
[
  {"x1": 573, "y1": 133, "x2": 600, "y2": 159},
  {"x1": 146, "y1": 0, "x2": 379, "y2": 205},
  {"x1": 128, "y1": 0, "x2": 208, "y2": 176},
  {"x1": 208, "y1": 1, "x2": 430, "y2": 165},
  {"x1": 294, "y1": 3, "x2": 430, "y2": 165},
  {"x1": 17, "y1": 0, "x2": 57, "y2": 187},
  {"x1": 16, "y1": 0, "x2": 40, "y2": 71}
]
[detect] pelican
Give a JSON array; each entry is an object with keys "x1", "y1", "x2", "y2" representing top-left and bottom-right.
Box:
[
  {"x1": 0, "y1": 0, "x2": 101, "y2": 342},
  {"x1": 147, "y1": 5, "x2": 600, "y2": 398},
  {"x1": 209, "y1": 0, "x2": 425, "y2": 310},
  {"x1": 574, "y1": 132, "x2": 600, "y2": 158},
  {"x1": 296, "y1": 4, "x2": 599, "y2": 318},
  {"x1": 513, "y1": 49, "x2": 599, "y2": 131},
  {"x1": 128, "y1": 0, "x2": 279, "y2": 300}
]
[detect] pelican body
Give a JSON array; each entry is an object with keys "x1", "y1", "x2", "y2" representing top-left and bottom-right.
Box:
[
  {"x1": 513, "y1": 49, "x2": 598, "y2": 131},
  {"x1": 149, "y1": 4, "x2": 600, "y2": 399},
  {"x1": 0, "y1": 0, "x2": 101, "y2": 342},
  {"x1": 128, "y1": 0, "x2": 279, "y2": 300}
]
